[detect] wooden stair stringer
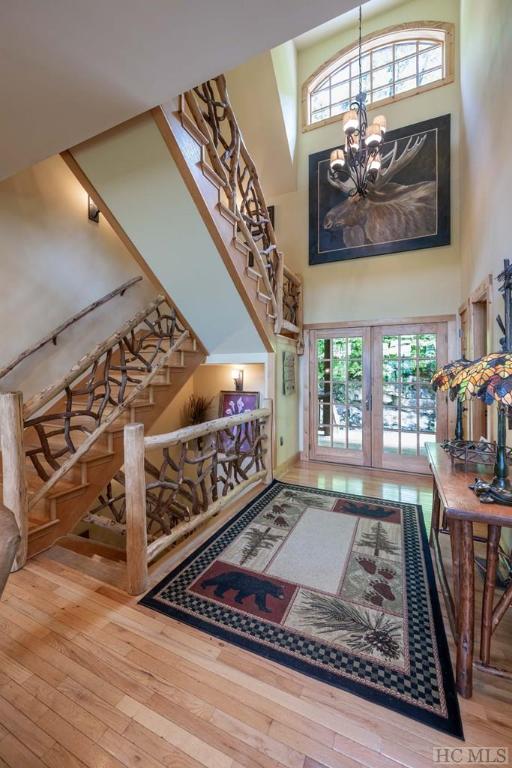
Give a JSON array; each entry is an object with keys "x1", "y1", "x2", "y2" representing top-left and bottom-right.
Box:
[
  {"x1": 152, "y1": 103, "x2": 275, "y2": 353},
  {"x1": 26, "y1": 348, "x2": 205, "y2": 558}
]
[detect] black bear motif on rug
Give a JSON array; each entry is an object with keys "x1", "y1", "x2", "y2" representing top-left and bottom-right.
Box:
[{"x1": 201, "y1": 570, "x2": 285, "y2": 612}]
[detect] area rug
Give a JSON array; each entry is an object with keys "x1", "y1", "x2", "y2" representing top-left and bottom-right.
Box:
[{"x1": 141, "y1": 480, "x2": 463, "y2": 738}]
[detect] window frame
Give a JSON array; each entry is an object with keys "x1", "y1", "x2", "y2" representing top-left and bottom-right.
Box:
[{"x1": 302, "y1": 21, "x2": 454, "y2": 133}]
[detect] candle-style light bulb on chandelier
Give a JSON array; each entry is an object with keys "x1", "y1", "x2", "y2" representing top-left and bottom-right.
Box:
[{"x1": 329, "y1": 5, "x2": 388, "y2": 197}]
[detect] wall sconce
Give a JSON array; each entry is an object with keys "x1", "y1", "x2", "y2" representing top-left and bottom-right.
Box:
[
  {"x1": 232, "y1": 369, "x2": 244, "y2": 392},
  {"x1": 88, "y1": 195, "x2": 100, "y2": 223}
]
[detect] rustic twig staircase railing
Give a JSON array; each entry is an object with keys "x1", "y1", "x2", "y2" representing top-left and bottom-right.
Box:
[
  {"x1": 0, "y1": 276, "x2": 142, "y2": 382},
  {"x1": 0, "y1": 292, "x2": 201, "y2": 569},
  {"x1": 89, "y1": 406, "x2": 272, "y2": 594},
  {"x1": 178, "y1": 75, "x2": 303, "y2": 347},
  {"x1": 24, "y1": 296, "x2": 189, "y2": 506}
]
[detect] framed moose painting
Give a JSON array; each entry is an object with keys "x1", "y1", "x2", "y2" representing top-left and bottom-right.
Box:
[{"x1": 309, "y1": 114, "x2": 451, "y2": 264}]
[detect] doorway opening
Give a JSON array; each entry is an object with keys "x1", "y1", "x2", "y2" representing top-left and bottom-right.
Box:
[{"x1": 307, "y1": 319, "x2": 450, "y2": 472}]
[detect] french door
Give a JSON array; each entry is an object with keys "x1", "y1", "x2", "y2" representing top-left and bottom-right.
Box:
[
  {"x1": 309, "y1": 322, "x2": 448, "y2": 472},
  {"x1": 310, "y1": 327, "x2": 372, "y2": 466}
]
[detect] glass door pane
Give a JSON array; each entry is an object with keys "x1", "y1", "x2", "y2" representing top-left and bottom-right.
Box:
[
  {"x1": 311, "y1": 329, "x2": 371, "y2": 466},
  {"x1": 373, "y1": 324, "x2": 447, "y2": 471}
]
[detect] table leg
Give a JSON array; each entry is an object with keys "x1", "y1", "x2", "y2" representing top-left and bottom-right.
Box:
[
  {"x1": 480, "y1": 525, "x2": 501, "y2": 666},
  {"x1": 449, "y1": 518, "x2": 461, "y2": 624},
  {"x1": 430, "y1": 481, "x2": 441, "y2": 546},
  {"x1": 456, "y1": 520, "x2": 475, "y2": 698}
]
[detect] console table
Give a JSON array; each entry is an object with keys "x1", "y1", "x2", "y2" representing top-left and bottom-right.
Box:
[{"x1": 426, "y1": 443, "x2": 512, "y2": 698}]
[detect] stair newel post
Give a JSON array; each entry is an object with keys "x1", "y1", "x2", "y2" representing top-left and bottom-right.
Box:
[
  {"x1": 275, "y1": 255, "x2": 284, "y2": 335},
  {"x1": 296, "y1": 273, "x2": 304, "y2": 354},
  {"x1": 262, "y1": 399, "x2": 274, "y2": 484},
  {"x1": 0, "y1": 392, "x2": 28, "y2": 570},
  {"x1": 124, "y1": 423, "x2": 148, "y2": 595}
]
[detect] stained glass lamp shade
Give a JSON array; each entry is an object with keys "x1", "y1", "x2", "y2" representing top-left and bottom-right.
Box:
[
  {"x1": 451, "y1": 354, "x2": 512, "y2": 492},
  {"x1": 449, "y1": 352, "x2": 512, "y2": 402},
  {"x1": 431, "y1": 358, "x2": 472, "y2": 441},
  {"x1": 478, "y1": 374, "x2": 512, "y2": 406}
]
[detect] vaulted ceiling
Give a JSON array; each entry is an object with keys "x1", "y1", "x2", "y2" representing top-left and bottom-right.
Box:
[{"x1": 0, "y1": 0, "x2": 361, "y2": 181}]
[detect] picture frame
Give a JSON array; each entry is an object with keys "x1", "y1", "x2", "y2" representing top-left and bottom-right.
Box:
[
  {"x1": 218, "y1": 391, "x2": 260, "y2": 418},
  {"x1": 282, "y1": 351, "x2": 296, "y2": 396},
  {"x1": 218, "y1": 391, "x2": 261, "y2": 453},
  {"x1": 309, "y1": 114, "x2": 451, "y2": 264}
]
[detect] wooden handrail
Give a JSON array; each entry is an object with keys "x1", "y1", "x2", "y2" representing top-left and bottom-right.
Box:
[
  {"x1": 23, "y1": 294, "x2": 166, "y2": 419},
  {"x1": 144, "y1": 407, "x2": 271, "y2": 449},
  {"x1": 121, "y1": 404, "x2": 273, "y2": 592},
  {"x1": 0, "y1": 276, "x2": 142, "y2": 382},
  {"x1": 283, "y1": 265, "x2": 301, "y2": 284}
]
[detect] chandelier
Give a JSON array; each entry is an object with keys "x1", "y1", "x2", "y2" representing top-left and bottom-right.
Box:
[{"x1": 329, "y1": 5, "x2": 388, "y2": 198}]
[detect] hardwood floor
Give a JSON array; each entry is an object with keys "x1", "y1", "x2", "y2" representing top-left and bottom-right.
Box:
[{"x1": 1, "y1": 460, "x2": 511, "y2": 767}]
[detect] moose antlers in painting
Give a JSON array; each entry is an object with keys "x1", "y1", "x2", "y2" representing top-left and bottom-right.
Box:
[{"x1": 309, "y1": 114, "x2": 450, "y2": 263}]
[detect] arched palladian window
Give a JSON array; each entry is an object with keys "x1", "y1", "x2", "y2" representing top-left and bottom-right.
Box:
[{"x1": 303, "y1": 22, "x2": 454, "y2": 131}]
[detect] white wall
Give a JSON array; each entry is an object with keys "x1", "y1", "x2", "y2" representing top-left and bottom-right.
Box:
[
  {"x1": 271, "y1": 41, "x2": 299, "y2": 163},
  {"x1": 227, "y1": 52, "x2": 297, "y2": 197},
  {"x1": 71, "y1": 114, "x2": 266, "y2": 356},
  {"x1": 459, "y1": 0, "x2": 512, "y2": 532},
  {"x1": 0, "y1": 155, "x2": 155, "y2": 399},
  {"x1": 459, "y1": 0, "x2": 511, "y2": 313},
  {"x1": 193, "y1": 364, "x2": 266, "y2": 421},
  {"x1": 249, "y1": 0, "x2": 462, "y2": 324},
  {"x1": 0, "y1": 0, "x2": 361, "y2": 182},
  {"x1": 275, "y1": 336, "x2": 300, "y2": 466}
]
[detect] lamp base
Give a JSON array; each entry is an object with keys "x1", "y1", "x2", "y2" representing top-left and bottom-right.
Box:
[{"x1": 470, "y1": 477, "x2": 512, "y2": 505}]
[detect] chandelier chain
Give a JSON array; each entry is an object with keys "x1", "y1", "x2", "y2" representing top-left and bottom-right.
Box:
[
  {"x1": 358, "y1": 4, "x2": 362, "y2": 97},
  {"x1": 327, "y1": 2, "x2": 387, "y2": 198}
]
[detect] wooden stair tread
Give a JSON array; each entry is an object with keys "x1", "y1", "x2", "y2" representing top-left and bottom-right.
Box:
[
  {"x1": 7, "y1": 469, "x2": 90, "y2": 507},
  {"x1": 71, "y1": 393, "x2": 153, "y2": 406},
  {"x1": 45, "y1": 545, "x2": 128, "y2": 589},
  {"x1": 25, "y1": 439, "x2": 113, "y2": 458},
  {"x1": 246, "y1": 266, "x2": 262, "y2": 281},
  {"x1": 58, "y1": 533, "x2": 126, "y2": 562},
  {"x1": 28, "y1": 517, "x2": 60, "y2": 536},
  {"x1": 148, "y1": 380, "x2": 173, "y2": 388}
]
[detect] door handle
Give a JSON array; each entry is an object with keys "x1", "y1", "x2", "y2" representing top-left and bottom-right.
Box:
[{"x1": 366, "y1": 394, "x2": 372, "y2": 411}]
